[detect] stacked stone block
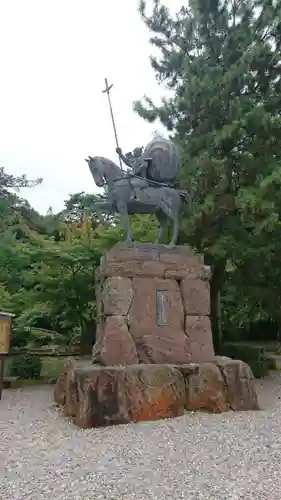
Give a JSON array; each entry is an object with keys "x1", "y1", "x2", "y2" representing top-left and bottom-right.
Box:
[{"x1": 93, "y1": 243, "x2": 214, "y2": 366}]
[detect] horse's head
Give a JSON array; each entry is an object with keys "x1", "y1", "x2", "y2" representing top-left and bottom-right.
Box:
[
  {"x1": 85, "y1": 155, "x2": 124, "y2": 187},
  {"x1": 85, "y1": 156, "x2": 105, "y2": 187}
]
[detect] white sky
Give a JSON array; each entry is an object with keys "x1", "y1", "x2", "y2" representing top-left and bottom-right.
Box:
[{"x1": 0, "y1": 0, "x2": 181, "y2": 214}]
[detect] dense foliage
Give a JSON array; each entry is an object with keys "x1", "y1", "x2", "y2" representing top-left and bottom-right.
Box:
[
  {"x1": 220, "y1": 343, "x2": 273, "y2": 378},
  {"x1": 0, "y1": 172, "x2": 158, "y2": 351},
  {"x1": 10, "y1": 353, "x2": 42, "y2": 380},
  {"x1": 134, "y1": 0, "x2": 281, "y2": 347}
]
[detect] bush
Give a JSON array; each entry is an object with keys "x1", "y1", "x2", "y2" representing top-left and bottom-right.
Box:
[
  {"x1": 10, "y1": 353, "x2": 42, "y2": 379},
  {"x1": 219, "y1": 343, "x2": 271, "y2": 378},
  {"x1": 10, "y1": 325, "x2": 33, "y2": 348}
]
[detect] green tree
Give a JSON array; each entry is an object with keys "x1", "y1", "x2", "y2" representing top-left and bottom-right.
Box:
[
  {"x1": 61, "y1": 191, "x2": 118, "y2": 226},
  {"x1": 134, "y1": 0, "x2": 281, "y2": 348},
  {"x1": 0, "y1": 167, "x2": 158, "y2": 353},
  {"x1": 0, "y1": 166, "x2": 53, "y2": 245},
  {"x1": 94, "y1": 213, "x2": 159, "y2": 251},
  {"x1": 12, "y1": 218, "x2": 102, "y2": 353}
]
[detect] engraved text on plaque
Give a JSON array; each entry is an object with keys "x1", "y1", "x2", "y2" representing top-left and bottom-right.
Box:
[{"x1": 156, "y1": 290, "x2": 169, "y2": 326}]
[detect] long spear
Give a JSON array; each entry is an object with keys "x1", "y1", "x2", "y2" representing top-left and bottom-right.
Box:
[{"x1": 102, "y1": 78, "x2": 123, "y2": 170}]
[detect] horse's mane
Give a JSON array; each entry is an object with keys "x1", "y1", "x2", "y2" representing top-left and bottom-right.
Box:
[
  {"x1": 94, "y1": 156, "x2": 117, "y2": 166},
  {"x1": 93, "y1": 156, "x2": 124, "y2": 179}
]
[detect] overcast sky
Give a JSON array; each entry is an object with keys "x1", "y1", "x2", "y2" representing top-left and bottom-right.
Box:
[{"x1": 0, "y1": 0, "x2": 182, "y2": 214}]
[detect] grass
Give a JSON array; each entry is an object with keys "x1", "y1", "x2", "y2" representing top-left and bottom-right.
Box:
[{"x1": 11, "y1": 379, "x2": 50, "y2": 388}]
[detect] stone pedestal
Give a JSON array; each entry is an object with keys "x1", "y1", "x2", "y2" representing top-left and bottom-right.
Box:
[
  {"x1": 54, "y1": 243, "x2": 260, "y2": 428},
  {"x1": 93, "y1": 243, "x2": 214, "y2": 366},
  {"x1": 54, "y1": 357, "x2": 260, "y2": 429}
]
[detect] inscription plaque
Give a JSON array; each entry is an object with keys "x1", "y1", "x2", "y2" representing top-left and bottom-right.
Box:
[
  {"x1": 156, "y1": 290, "x2": 169, "y2": 326},
  {"x1": 0, "y1": 312, "x2": 13, "y2": 401},
  {"x1": 0, "y1": 316, "x2": 11, "y2": 353}
]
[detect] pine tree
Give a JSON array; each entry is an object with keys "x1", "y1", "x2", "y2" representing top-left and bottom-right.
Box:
[{"x1": 134, "y1": 0, "x2": 281, "y2": 348}]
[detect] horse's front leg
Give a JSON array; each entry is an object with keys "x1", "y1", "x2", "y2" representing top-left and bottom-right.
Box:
[{"x1": 116, "y1": 199, "x2": 132, "y2": 243}]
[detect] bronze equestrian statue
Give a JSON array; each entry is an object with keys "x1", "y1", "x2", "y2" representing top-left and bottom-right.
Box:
[{"x1": 85, "y1": 137, "x2": 188, "y2": 246}]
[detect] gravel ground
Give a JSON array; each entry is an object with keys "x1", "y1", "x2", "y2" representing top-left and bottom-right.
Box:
[{"x1": 1, "y1": 375, "x2": 281, "y2": 500}]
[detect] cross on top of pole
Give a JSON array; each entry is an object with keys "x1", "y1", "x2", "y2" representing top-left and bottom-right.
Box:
[
  {"x1": 102, "y1": 77, "x2": 123, "y2": 170},
  {"x1": 102, "y1": 78, "x2": 113, "y2": 95}
]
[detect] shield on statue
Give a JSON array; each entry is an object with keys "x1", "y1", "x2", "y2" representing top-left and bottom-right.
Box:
[{"x1": 143, "y1": 138, "x2": 181, "y2": 185}]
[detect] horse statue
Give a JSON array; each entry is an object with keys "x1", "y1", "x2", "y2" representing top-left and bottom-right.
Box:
[{"x1": 85, "y1": 137, "x2": 188, "y2": 246}]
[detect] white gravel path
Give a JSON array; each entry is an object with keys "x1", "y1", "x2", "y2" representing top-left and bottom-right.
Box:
[{"x1": 1, "y1": 375, "x2": 281, "y2": 500}]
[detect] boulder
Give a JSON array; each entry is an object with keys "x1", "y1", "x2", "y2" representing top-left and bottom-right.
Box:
[
  {"x1": 215, "y1": 356, "x2": 260, "y2": 410},
  {"x1": 92, "y1": 316, "x2": 139, "y2": 366},
  {"x1": 184, "y1": 362, "x2": 229, "y2": 413},
  {"x1": 129, "y1": 277, "x2": 190, "y2": 364},
  {"x1": 180, "y1": 278, "x2": 210, "y2": 316},
  {"x1": 185, "y1": 316, "x2": 214, "y2": 362},
  {"x1": 54, "y1": 359, "x2": 260, "y2": 428},
  {"x1": 102, "y1": 277, "x2": 133, "y2": 315},
  {"x1": 54, "y1": 359, "x2": 92, "y2": 407},
  {"x1": 54, "y1": 359, "x2": 73, "y2": 405},
  {"x1": 70, "y1": 364, "x2": 185, "y2": 428},
  {"x1": 100, "y1": 259, "x2": 166, "y2": 279},
  {"x1": 64, "y1": 363, "x2": 79, "y2": 417}
]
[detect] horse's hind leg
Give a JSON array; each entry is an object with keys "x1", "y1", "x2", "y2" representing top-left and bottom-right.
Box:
[
  {"x1": 169, "y1": 196, "x2": 181, "y2": 247},
  {"x1": 170, "y1": 212, "x2": 179, "y2": 247},
  {"x1": 155, "y1": 210, "x2": 168, "y2": 244},
  {"x1": 155, "y1": 190, "x2": 180, "y2": 246}
]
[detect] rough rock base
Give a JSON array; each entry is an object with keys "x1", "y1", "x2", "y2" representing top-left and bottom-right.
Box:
[
  {"x1": 93, "y1": 243, "x2": 214, "y2": 365},
  {"x1": 54, "y1": 357, "x2": 260, "y2": 429}
]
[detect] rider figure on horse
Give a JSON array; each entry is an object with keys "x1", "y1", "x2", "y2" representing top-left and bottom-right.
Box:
[{"x1": 116, "y1": 146, "x2": 151, "y2": 201}]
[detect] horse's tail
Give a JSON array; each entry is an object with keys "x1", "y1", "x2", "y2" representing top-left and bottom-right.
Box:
[{"x1": 179, "y1": 190, "x2": 191, "y2": 209}]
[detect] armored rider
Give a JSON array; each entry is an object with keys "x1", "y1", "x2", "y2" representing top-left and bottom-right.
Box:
[{"x1": 116, "y1": 146, "x2": 151, "y2": 201}]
